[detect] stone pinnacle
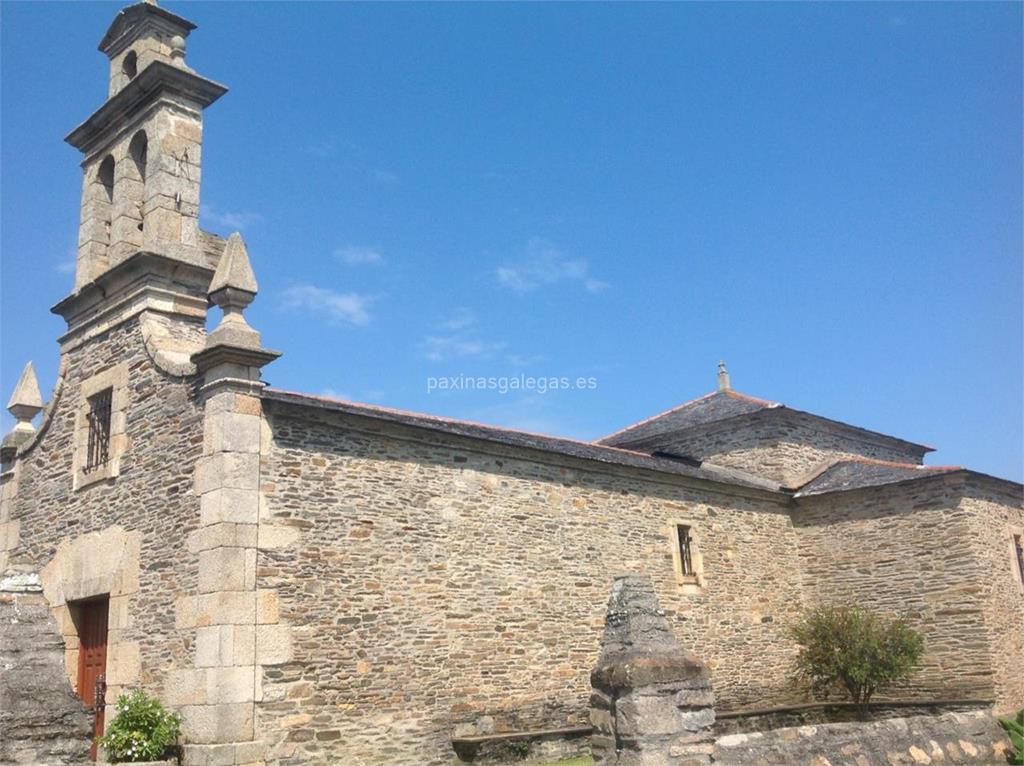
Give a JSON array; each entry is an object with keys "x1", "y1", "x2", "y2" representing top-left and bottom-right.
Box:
[{"x1": 6, "y1": 362, "x2": 43, "y2": 422}]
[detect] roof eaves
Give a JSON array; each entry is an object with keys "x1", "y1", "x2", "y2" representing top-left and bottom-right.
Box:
[
  {"x1": 793, "y1": 460, "x2": 961, "y2": 498},
  {"x1": 779, "y1": 405, "x2": 935, "y2": 454}
]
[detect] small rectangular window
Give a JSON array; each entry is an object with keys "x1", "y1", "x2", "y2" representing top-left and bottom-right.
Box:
[
  {"x1": 677, "y1": 524, "x2": 694, "y2": 577},
  {"x1": 85, "y1": 388, "x2": 112, "y2": 473},
  {"x1": 1014, "y1": 534, "x2": 1024, "y2": 586}
]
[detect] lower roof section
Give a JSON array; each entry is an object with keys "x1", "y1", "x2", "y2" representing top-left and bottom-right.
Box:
[{"x1": 794, "y1": 458, "x2": 1023, "y2": 498}]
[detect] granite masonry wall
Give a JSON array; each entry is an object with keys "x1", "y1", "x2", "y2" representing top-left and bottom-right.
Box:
[
  {"x1": 255, "y1": 402, "x2": 806, "y2": 766},
  {"x1": 793, "y1": 476, "x2": 1024, "y2": 708},
  {"x1": 2, "y1": 313, "x2": 205, "y2": 714},
  {"x1": 658, "y1": 412, "x2": 926, "y2": 487}
]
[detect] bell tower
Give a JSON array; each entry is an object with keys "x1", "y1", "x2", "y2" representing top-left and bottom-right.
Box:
[
  {"x1": 66, "y1": 0, "x2": 226, "y2": 290},
  {"x1": 55, "y1": 0, "x2": 228, "y2": 349}
]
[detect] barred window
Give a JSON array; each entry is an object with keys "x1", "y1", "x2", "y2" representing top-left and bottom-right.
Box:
[
  {"x1": 677, "y1": 524, "x2": 694, "y2": 577},
  {"x1": 85, "y1": 388, "x2": 112, "y2": 473},
  {"x1": 1014, "y1": 534, "x2": 1024, "y2": 586}
]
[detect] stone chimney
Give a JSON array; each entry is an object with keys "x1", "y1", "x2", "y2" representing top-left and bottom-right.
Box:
[{"x1": 717, "y1": 360, "x2": 731, "y2": 392}]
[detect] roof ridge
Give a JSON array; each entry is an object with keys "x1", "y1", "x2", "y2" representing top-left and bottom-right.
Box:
[
  {"x1": 261, "y1": 387, "x2": 786, "y2": 494},
  {"x1": 834, "y1": 456, "x2": 961, "y2": 471},
  {"x1": 267, "y1": 387, "x2": 700, "y2": 462},
  {"x1": 724, "y1": 389, "x2": 781, "y2": 408},
  {"x1": 594, "y1": 390, "x2": 720, "y2": 443}
]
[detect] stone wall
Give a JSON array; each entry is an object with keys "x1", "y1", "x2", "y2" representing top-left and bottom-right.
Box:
[
  {"x1": 256, "y1": 402, "x2": 807, "y2": 765},
  {"x1": 0, "y1": 573, "x2": 92, "y2": 765},
  {"x1": 962, "y1": 483, "x2": 1024, "y2": 713},
  {"x1": 793, "y1": 476, "x2": 1024, "y2": 706},
  {"x1": 714, "y1": 711, "x2": 1010, "y2": 766},
  {"x1": 3, "y1": 314, "x2": 205, "y2": 715},
  {"x1": 659, "y1": 411, "x2": 926, "y2": 487}
]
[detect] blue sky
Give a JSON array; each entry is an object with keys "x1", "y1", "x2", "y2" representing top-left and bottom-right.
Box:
[{"x1": 1, "y1": 1, "x2": 1021, "y2": 481}]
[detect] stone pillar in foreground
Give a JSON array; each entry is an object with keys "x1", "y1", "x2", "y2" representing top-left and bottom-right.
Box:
[
  {"x1": 0, "y1": 572, "x2": 92, "y2": 764},
  {"x1": 590, "y1": 574, "x2": 715, "y2": 766}
]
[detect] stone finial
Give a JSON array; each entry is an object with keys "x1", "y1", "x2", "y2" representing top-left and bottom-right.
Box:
[
  {"x1": 590, "y1": 574, "x2": 715, "y2": 765},
  {"x1": 169, "y1": 34, "x2": 187, "y2": 66},
  {"x1": 206, "y1": 233, "x2": 261, "y2": 349},
  {"x1": 210, "y1": 232, "x2": 258, "y2": 295},
  {"x1": 6, "y1": 362, "x2": 43, "y2": 432},
  {"x1": 2, "y1": 362, "x2": 44, "y2": 469},
  {"x1": 717, "y1": 360, "x2": 731, "y2": 392}
]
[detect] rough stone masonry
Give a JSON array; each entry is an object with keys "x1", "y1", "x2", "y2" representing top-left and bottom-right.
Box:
[{"x1": 0, "y1": 2, "x2": 1021, "y2": 765}]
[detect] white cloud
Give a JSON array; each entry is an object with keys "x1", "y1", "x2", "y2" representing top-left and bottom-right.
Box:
[
  {"x1": 319, "y1": 387, "x2": 385, "y2": 403},
  {"x1": 440, "y1": 308, "x2": 476, "y2": 331},
  {"x1": 281, "y1": 285, "x2": 373, "y2": 326},
  {"x1": 421, "y1": 335, "x2": 506, "y2": 362},
  {"x1": 506, "y1": 353, "x2": 544, "y2": 368},
  {"x1": 302, "y1": 135, "x2": 350, "y2": 158},
  {"x1": 496, "y1": 238, "x2": 608, "y2": 293},
  {"x1": 319, "y1": 388, "x2": 354, "y2": 401},
  {"x1": 420, "y1": 308, "x2": 507, "y2": 361},
  {"x1": 335, "y1": 246, "x2": 384, "y2": 266},
  {"x1": 201, "y1": 204, "x2": 262, "y2": 232},
  {"x1": 56, "y1": 248, "x2": 77, "y2": 274},
  {"x1": 371, "y1": 168, "x2": 400, "y2": 186},
  {"x1": 470, "y1": 395, "x2": 574, "y2": 437}
]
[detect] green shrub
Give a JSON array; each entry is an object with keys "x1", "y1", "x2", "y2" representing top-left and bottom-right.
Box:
[
  {"x1": 999, "y1": 708, "x2": 1024, "y2": 765},
  {"x1": 789, "y1": 604, "x2": 924, "y2": 714},
  {"x1": 97, "y1": 689, "x2": 182, "y2": 763}
]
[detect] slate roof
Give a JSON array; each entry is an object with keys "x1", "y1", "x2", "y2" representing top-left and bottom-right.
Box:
[
  {"x1": 261, "y1": 388, "x2": 784, "y2": 495},
  {"x1": 598, "y1": 389, "x2": 933, "y2": 455},
  {"x1": 794, "y1": 459, "x2": 960, "y2": 496},
  {"x1": 599, "y1": 390, "x2": 778, "y2": 447}
]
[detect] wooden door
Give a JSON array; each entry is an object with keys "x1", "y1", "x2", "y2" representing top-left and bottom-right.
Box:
[{"x1": 74, "y1": 597, "x2": 109, "y2": 760}]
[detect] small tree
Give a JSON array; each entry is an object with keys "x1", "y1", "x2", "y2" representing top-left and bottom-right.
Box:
[
  {"x1": 789, "y1": 604, "x2": 924, "y2": 715},
  {"x1": 97, "y1": 689, "x2": 182, "y2": 763}
]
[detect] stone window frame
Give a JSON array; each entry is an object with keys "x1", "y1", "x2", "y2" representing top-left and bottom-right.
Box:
[
  {"x1": 1010, "y1": 525, "x2": 1024, "y2": 593},
  {"x1": 73, "y1": 363, "x2": 129, "y2": 490},
  {"x1": 668, "y1": 518, "x2": 706, "y2": 594}
]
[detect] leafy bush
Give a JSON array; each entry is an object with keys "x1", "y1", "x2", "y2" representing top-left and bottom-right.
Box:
[
  {"x1": 999, "y1": 708, "x2": 1024, "y2": 765},
  {"x1": 789, "y1": 604, "x2": 924, "y2": 714},
  {"x1": 97, "y1": 689, "x2": 181, "y2": 763}
]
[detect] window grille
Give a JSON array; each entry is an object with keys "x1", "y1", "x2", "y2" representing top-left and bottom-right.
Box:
[
  {"x1": 677, "y1": 525, "x2": 694, "y2": 577},
  {"x1": 1015, "y1": 534, "x2": 1024, "y2": 585},
  {"x1": 85, "y1": 388, "x2": 112, "y2": 472}
]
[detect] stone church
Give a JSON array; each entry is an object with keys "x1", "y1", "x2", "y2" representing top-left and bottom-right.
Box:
[{"x1": 1, "y1": 3, "x2": 1021, "y2": 765}]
